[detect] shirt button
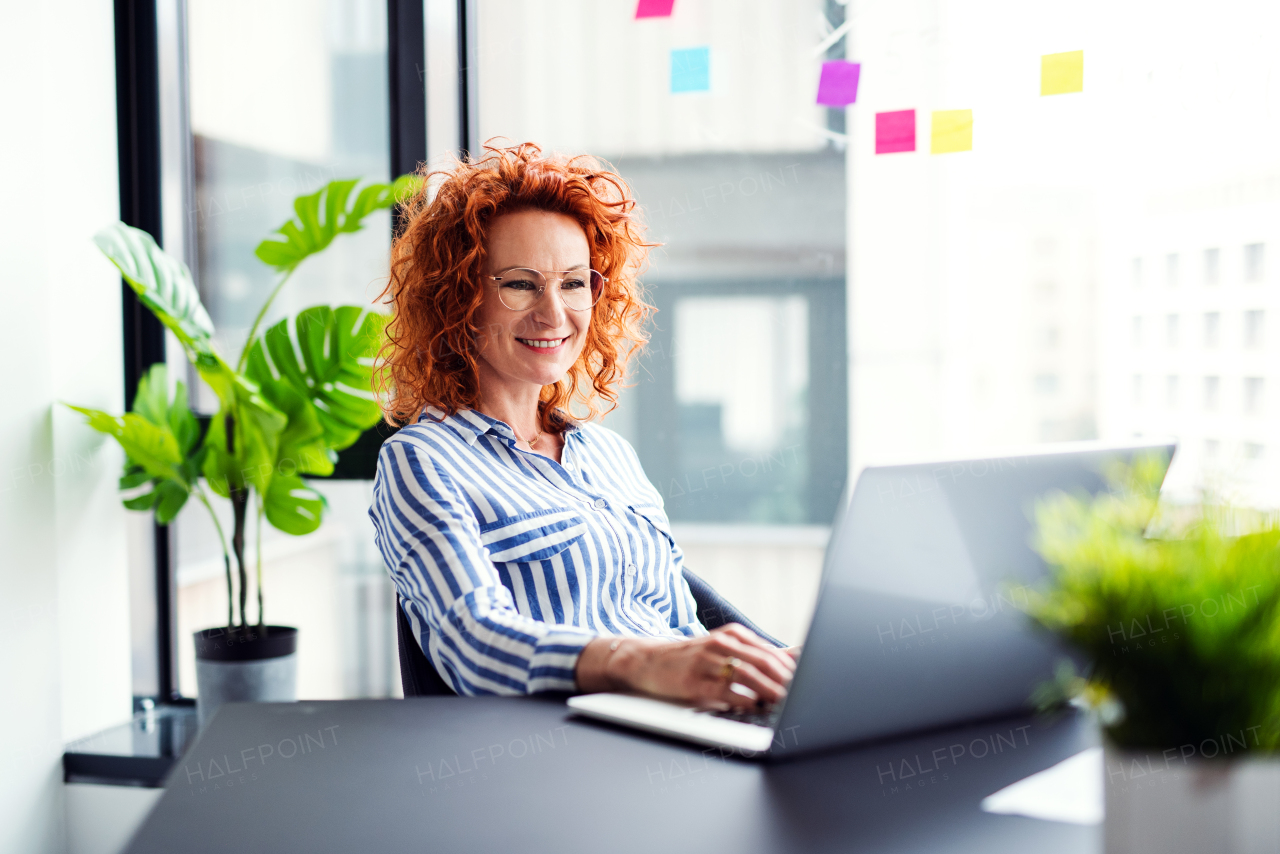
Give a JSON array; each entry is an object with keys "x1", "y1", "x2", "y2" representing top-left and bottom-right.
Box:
[
  {"x1": 626, "y1": 563, "x2": 637, "y2": 576},
  {"x1": 593, "y1": 498, "x2": 607, "y2": 509},
  {"x1": 564, "y1": 461, "x2": 574, "y2": 471}
]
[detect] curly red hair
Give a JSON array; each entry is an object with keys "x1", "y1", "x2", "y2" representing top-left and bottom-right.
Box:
[{"x1": 375, "y1": 142, "x2": 655, "y2": 432}]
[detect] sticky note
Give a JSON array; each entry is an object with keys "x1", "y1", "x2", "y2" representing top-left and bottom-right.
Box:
[
  {"x1": 816, "y1": 60, "x2": 861, "y2": 106},
  {"x1": 875, "y1": 109, "x2": 915, "y2": 154},
  {"x1": 671, "y1": 47, "x2": 710, "y2": 93},
  {"x1": 1041, "y1": 50, "x2": 1084, "y2": 95},
  {"x1": 635, "y1": 0, "x2": 674, "y2": 19},
  {"x1": 930, "y1": 109, "x2": 972, "y2": 154}
]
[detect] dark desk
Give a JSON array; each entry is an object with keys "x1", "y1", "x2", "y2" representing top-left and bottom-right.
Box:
[{"x1": 125, "y1": 697, "x2": 1098, "y2": 853}]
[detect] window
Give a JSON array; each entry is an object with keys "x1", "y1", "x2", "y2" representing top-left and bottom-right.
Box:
[
  {"x1": 1166, "y1": 375, "x2": 1179, "y2": 409},
  {"x1": 478, "y1": 1, "x2": 847, "y2": 528},
  {"x1": 1204, "y1": 312, "x2": 1221, "y2": 348},
  {"x1": 1245, "y1": 243, "x2": 1265, "y2": 283},
  {"x1": 1034, "y1": 374, "x2": 1060, "y2": 395},
  {"x1": 1203, "y1": 376, "x2": 1220, "y2": 411},
  {"x1": 174, "y1": 0, "x2": 399, "y2": 701},
  {"x1": 1245, "y1": 443, "x2": 1265, "y2": 460},
  {"x1": 1165, "y1": 314, "x2": 1179, "y2": 347},
  {"x1": 1245, "y1": 377, "x2": 1265, "y2": 415},
  {"x1": 1131, "y1": 316, "x2": 1142, "y2": 347},
  {"x1": 1204, "y1": 439, "x2": 1220, "y2": 459},
  {"x1": 1131, "y1": 257, "x2": 1143, "y2": 288},
  {"x1": 1132, "y1": 374, "x2": 1143, "y2": 406},
  {"x1": 1204, "y1": 248, "x2": 1220, "y2": 285},
  {"x1": 1165, "y1": 253, "x2": 1179, "y2": 287},
  {"x1": 1244, "y1": 310, "x2": 1265, "y2": 349}
]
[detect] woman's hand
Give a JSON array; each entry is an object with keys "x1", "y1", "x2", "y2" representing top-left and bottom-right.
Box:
[{"x1": 576, "y1": 624, "x2": 796, "y2": 710}]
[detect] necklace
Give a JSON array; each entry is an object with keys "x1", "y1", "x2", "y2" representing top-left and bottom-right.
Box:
[{"x1": 515, "y1": 425, "x2": 543, "y2": 449}]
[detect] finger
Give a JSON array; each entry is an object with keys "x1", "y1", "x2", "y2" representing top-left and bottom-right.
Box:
[
  {"x1": 721, "y1": 658, "x2": 786, "y2": 705},
  {"x1": 695, "y1": 656, "x2": 759, "y2": 710},
  {"x1": 716, "y1": 625, "x2": 796, "y2": 674},
  {"x1": 707, "y1": 635, "x2": 793, "y2": 688},
  {"x1": 709, "y1": 627, "x2": 793, "y2": 673}
]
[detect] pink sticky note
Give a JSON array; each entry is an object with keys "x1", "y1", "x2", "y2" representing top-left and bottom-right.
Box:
[
  {"x1": 635, "y1": 0, "x2": 675, "y2": 18},
  {"x1": 816, "y1": 61, "x2": 861, "y2": 106},
  {"x1": 875, "y1": 109, "x2": 916, "y2": 154}
]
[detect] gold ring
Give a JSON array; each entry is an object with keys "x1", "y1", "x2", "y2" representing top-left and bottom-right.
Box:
[{"x1": 720, "y1": 656, "x2": 741, "y2": 683}]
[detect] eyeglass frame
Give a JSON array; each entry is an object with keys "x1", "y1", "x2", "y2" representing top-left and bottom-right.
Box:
[{"x1": 485, "y1": 266, "x2": 608, "y2": 312}]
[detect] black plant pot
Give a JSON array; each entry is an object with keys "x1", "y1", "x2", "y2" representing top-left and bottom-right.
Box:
[{"x1": 194, "y1": 625, "x2": 298, "y2": 729}]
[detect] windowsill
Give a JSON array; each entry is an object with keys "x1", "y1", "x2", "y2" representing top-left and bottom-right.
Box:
[
  {"x1": 670, "y1": 524, "x2": 831, "y2": 548},
  {"x1": 63, "y1": 705, "x2": 198, "y2": 788}
]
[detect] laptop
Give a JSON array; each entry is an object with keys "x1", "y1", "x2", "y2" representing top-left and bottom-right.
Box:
[{"x1": 568, "y1": 439, "x2": 1176, "y2": 758}]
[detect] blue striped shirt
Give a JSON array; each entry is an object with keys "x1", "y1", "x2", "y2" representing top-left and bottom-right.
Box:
[{"x1": 369, "y1": 407, "x2": 707, "y2": 695}]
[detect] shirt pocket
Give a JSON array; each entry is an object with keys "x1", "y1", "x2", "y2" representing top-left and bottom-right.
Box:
[
  {"x1": 629, "y1": 503, "x2": 677, "y2": 550},
  {"x1": 479, "y1": 508, "x2": 588, "y2": 563}
]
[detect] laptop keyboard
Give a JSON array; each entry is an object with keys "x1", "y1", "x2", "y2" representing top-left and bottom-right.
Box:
[{"x1": 710, "y1": 706, "x2": 781, "y2": 728}]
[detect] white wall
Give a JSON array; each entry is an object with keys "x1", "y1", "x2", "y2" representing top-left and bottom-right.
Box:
[{"x1": 0, "y1": 3, "x2": 133, "y2": 853}]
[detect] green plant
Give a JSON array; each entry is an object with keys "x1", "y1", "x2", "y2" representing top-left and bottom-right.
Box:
[
  {"x1": 1022, "y1": 456, "x2": 1280, "y2": 751},
  {"x1": 71, "y1": 176, "x2": 418, "y2": 630}
]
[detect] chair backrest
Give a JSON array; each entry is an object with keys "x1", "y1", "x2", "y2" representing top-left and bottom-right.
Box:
[
  {"x1": 395, "y1": 567, "x2": 785, "y2": 697},
  {"x1": 395, "y1": 599, "x2": 455, "y2": 696}
]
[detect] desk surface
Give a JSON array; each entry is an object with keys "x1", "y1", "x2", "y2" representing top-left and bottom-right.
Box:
[{"x1": 125, "y1": 697, "x2": 1098, "y2": 854}]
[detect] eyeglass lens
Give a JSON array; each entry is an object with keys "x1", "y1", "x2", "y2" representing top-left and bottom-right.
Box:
[{"x1": 495, "y1": 269, "x2": 602, "y2": 312}]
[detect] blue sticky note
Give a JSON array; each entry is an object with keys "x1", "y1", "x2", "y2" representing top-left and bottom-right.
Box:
[{"x1": 671, "y1": 47, "x2": 710, "y2": 93}]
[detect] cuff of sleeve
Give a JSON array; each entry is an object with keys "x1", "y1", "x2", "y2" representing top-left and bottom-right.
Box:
[{"x1": 527, "y1": 629, "x2": 596, "y2": 693}]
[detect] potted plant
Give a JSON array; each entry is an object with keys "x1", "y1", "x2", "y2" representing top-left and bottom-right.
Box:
[
  {"x1": 71, "y1": 176, "x2": 417, "y2": 727},
  {"x1": 1021, "y1": 456, "x2": 1280, "y2": 853}
]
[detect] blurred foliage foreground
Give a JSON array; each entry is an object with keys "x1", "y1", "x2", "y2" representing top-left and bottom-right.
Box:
[{"x1": 1022, "y1": 456, "x2": 1280, "y2": 753}]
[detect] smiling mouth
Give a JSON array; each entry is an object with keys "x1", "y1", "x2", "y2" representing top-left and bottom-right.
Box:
[{"x1": 516, "y1": 337, "x2": 567, "y2": 349}]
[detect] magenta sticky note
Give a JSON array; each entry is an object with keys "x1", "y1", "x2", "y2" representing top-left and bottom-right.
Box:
[
  {"x1": 635, "y1": 0, "x2": 675, "y2": 18},
  {"x1": 816, "y1": 61, "x2": 861, "y2": 106},
  {"x1": 875, "y1": 109, "x2": 916, "y2": 154}
]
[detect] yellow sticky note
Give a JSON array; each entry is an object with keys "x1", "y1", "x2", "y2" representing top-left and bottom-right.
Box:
[
  {"x1": 930, "y1": 109, "x2": 972, "y2": 154},
  {"x1": 1041, "y1": 50, "x2": 1084, "y2": 95}
]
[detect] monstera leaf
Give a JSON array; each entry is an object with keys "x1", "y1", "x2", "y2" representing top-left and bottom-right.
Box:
[
  {"x1": 94, "y1": 222, "x2": 214, "y2": 347},
  {"x1": 254, "y1": 175, "x2": 421, "y2": 273},
  {"x1": 93, "y1": 221, "x2": 243, "y2": 408},
  {"x1": 67, "y1": 364, "x2": 203, "y2": 524},
  {"x1": 244, "y1": 305, "x2": 386, "y2": 451},
  {"x1": 263, "y1": 472, "x2": 326, "y2": 535}
]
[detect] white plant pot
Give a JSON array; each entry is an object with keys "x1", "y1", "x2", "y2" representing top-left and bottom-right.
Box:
[{"x1": 1104, "y1": 740, "x2": 1280, "y2": 854}]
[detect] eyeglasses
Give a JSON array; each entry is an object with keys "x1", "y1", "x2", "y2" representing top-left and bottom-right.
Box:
[{"x1": 487, "y1": 267, "x2": 606, "y2": 312}]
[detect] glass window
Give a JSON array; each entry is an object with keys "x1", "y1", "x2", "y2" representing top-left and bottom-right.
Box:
[
  {"x1": 1245, "y1": 243, "x2": 1265, "y2": 283},
  {"x1": 1204, "y1": 248, "x2": 1220, "y2": 285},
  {"x1": 175, "y1": 0, "x2": 397, "y2": 700},
  {"x1": 1203, "y1": 376, "x2": 1219, "y2": 411},
  {"x1": 1244, "y1": 310, "x2": 1265, "y2": 349},
  {"x1": 1130, "y1": 316, "x2": 1142, "y2": 347},
  {"x1": 1166, "y1": 375, "x2": 1179, "y2": 409},
  {"x1": 1165, "y1": 314, "x2": 1179, "y2": 347},
  {"x1": 1204, "y1": 312, "x2": 1221, "y2": 348},
  {"x1": 1244, "y1": 377, "x2": 1265, "y2": 415},
  {"x1": 846, "y1": 0, "x2": 1280, "y2": 507}
]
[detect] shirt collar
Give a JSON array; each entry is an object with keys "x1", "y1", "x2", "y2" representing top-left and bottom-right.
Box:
[{"x1": 421, "y1": 406, "x2": 581, "y2": 447}]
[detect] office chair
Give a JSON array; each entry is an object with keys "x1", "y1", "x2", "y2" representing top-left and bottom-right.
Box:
[{"x1": 396, "y1": 567, "x2": 786, "y2": 697}]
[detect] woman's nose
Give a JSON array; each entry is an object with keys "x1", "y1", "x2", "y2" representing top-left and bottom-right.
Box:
[{"x1": 529, "y1": 284, "x2": 569, "y2": 325}]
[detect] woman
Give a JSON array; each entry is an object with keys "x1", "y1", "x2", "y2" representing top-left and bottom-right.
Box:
[{"x1": 370, "y1": 142, "x2": 793, "y2": 710}]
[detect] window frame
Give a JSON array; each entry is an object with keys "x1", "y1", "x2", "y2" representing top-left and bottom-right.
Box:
[{"x1": 123, "y1": 0, "x2": 451, "y2": 706}]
